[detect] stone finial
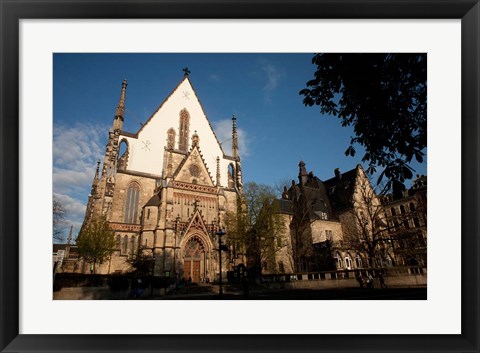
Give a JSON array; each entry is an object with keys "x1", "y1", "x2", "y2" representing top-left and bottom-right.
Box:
[
  {"x1": 216, "y1": 156, "x2": 221, "y2": 186},
  {"x1": 232, "y1": 115, "x2": 239, "y2": 159},
  {"x1": 192, "y1": 130, "x2": 199, "y2": 147}
]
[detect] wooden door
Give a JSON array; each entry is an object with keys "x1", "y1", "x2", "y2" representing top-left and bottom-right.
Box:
[
  {"x1": 192, "y1": 260, "x2": 201, "y2": 283},
  {"x1": 184, "y1": 260, "x2": 192, "y2": 281}
]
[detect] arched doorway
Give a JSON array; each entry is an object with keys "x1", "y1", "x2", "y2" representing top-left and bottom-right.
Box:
[{"x1": 183, "y1": 235, "x2": 206, "y2": 283}]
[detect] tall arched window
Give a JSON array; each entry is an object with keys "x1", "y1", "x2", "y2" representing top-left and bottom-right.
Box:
[
  {"x1": 130, "y1": 237, "x2": 136, "y2": 256},
  {"x1": 124, "y1": 183, "x2": 140, "y2": 224},
  {"x1": 117, "y1": 139, "x2": 129, "y2": 171},
  {"x1": 178, "y1": 109, "x2": 190, "y2": 152},
  {"x1": 116, "y1": 235, "x2": 121, "y2": 250},
  {"x1": 228, "y1": 163, "x2": 235, "y2": 188},
  {"x1": 167, "y1": 128, "x2": 176, "y2": 150},
  {"x1": 355, "y1": 254, "x2": 363, "y2": 268},
  {"x1": 122, "y1": 235, "x2": 128, "y2": 255},
  {"x1": 344, "y1": 253, "x2": 352, "y2": 270},
  {"x1": 334, "y1": 252, "x2": 343, "y2": 269}
]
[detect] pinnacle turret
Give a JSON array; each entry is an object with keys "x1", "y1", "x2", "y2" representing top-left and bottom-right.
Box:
[
  {"x1": 113, "y1": 79, "x2": 127, "y2": 131},
  {"x1": 232, "y1": 114, "x2": 239, "y2": 159}
]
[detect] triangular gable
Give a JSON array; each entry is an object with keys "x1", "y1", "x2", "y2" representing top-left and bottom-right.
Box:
[
  {"x1": 183, "y1": 208, "x2": 209, "y2": 236},
  {"x1": 172, "y1": 145, "x2": 215, "y2": 186},
  {"x1": 130, "y1": 76, "x2": 225, "y2": 154}
]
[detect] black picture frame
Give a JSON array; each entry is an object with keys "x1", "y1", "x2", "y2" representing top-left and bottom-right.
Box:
[{"x1": 1, "y1": 1, "x2": 478, "y2": 352}]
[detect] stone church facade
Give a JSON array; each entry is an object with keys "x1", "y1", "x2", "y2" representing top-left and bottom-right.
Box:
[{"x1": 80, "y1": 74, "x2": 243, "y2": 282}]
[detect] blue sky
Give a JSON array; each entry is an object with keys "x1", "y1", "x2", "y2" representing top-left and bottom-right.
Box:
[{"x1": 53, "y1": 53, "x2": 427, "y2": 241}]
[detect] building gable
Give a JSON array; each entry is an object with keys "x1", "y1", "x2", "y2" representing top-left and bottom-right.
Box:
[
  {"x1": 173, "y1": 145, "x2": 215, "y2": 187},
  {"x1": 117, "y1": 77, "x2": 225, "y2": 177}
]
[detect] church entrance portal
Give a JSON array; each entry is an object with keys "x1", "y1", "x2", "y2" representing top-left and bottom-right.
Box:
[{"x1": 183, "y1": 235, "x2": 206, "y2": 283}]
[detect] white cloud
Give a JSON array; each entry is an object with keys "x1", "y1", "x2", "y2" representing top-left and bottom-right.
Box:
[
  {"x1": 213, "y1": 119, "x2": 249, "y2": 158},
  {"x1": 53, "y1": 122, "x2": 107, "y2": 241},
  {"x1": 260, "y1": 60, "x2": 285, "y2": 104},
  {"x1": 53, "y1": 122, "x2": 107, "y2": 195},
  {"x1": 53, "y1": 192, "x2": 87, "y2": 241},
  {"x1": 209, "y1": 73, "x2": 220, "y2": 82}
]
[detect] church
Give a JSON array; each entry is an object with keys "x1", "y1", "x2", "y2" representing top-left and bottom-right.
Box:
[{"x1": 80, "y1": 71, "x2": 243, "y2": 282}]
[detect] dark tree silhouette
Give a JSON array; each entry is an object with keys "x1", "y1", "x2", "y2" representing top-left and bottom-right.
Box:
[
  {"x1": 53, "y1": 198, "x2": 67, "y2": 241},
  {"x1": 300, "y1": 53, "x2": 427, "y2": 195}
]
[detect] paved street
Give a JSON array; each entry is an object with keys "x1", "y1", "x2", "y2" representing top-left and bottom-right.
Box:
[{"x1": 153, "y1": 284, "x2": 427, "y2": 300}]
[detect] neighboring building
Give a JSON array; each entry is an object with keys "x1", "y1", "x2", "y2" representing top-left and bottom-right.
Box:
[
  {"x1": 53, "y1": 244, "x2": 79, "y2": 272},
  {"x1": 53, "y1": 226, "x2": 78, "y2": 273},
  {"x1": 78, "y1": 72, "x2": 243, "y2": 282},
  {"x1": 272, "y1": 161, "x2": 408, "y2": 274},
  {"x1": 381, "y1": 175, "x2": 427, "y2": 266},
  {"x1": 52, "y1": 244, "x2": 67, "y2": 268}
]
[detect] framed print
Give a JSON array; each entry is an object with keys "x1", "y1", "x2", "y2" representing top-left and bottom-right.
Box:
[{"x1": 1, "y1": 0, "x2": 479, "y2": 352}]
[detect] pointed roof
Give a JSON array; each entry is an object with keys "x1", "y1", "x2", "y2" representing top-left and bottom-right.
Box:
[
  {"x1": 115, "y1": 79, "x2": 127, "y2": 120},
  {"x1": 324, "y1": 167, "x2": 359, "y2": 211},
  {"x1": 122, "y1": 75, "x2": 226, "y2": 155},
  {"x1": 144, "y1": 194, "x2": 161, "y2": 207}
]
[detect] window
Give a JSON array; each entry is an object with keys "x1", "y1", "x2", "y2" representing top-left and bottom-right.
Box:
[
  {"x1": 300, "y1": 257, "x2": 308, "y2": 272},
  {"x1": 413, "y1": 218, "x2": 420, "y2": 227},
  {"x1": 118, "y1": 140, "x2": 129, "y2": 171},
  {"x1": 276, "y1": 237, "x2": 282, "y2": 248},
  {"x1": 386, "y1": 254, "x2": 393, "y2": 267},
  {"x1": 355, "y1": 254, "x2": 363, "y2": 268},
  {"x1": 116, "y1": 235, "x2": 121, "y2": 250},
  {"x1": 167, "y1": 128, "x2": 176, "y2": 150},
  {"x1": 124, "y1": 183, "x2": 140, "y2": 224},
  {"x1": 325, "y1": 229, "x2": 333, "y2": 241},
  {"x1": 334, "y1": 253, "x2": 342, "y2": 269},
  {"x1": 130, "y1": 237, "x2": 136, "y2": 256},
  {"x1": 345, "y1": 254, "x2": 352, "y2": 269},
  {"x1": 122, "y1": 235, "x2": 128, "y2": 255},
  {"x1": 146, "y1": 209, "x2": 150, "y2": 220},
  {"x1": 262, "y1": 261, "x2": 268, "y2": 271},
  {"x1": 178, "y1": 109, "x2": 190, "y2": 151},
  {"x1": 390, "y1": 207, "x2": 396, "y2": 216},
  {"x1": 278, "y1": 261, "x2": 285, "y2": 273},
  {"x1": 228, "y1": 163, "x2": 235, "y2": 188}
]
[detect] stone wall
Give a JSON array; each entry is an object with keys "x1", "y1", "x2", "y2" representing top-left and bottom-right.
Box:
[{"x1": 261, "y1": 267, "x2": 427, "y2": 290}]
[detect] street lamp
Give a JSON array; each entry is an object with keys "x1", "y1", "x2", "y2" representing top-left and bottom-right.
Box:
[{"x1": 216, "y1": 228, "x2": 226, "y2": 298}]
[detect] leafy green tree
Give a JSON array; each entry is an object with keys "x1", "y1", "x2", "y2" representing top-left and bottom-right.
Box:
[
  {"x1": 224, "y1": 182, "x2": 287, "y2": 275},
  {"x1": 76, "y1": 216, "x2": 116, "y2": 274},
  {"x1": 300, "y1": 53, "x2": 426, "y2": 195}
]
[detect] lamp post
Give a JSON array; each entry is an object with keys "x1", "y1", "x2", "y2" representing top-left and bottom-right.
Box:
[{"x1": 216, "y1": 228, "x2": 226, "y2": 298}]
